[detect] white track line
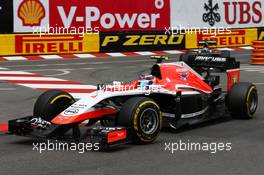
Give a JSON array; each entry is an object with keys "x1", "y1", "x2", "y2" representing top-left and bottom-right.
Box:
[
  {"x1": 217, "y1": 48, "x2": 234, "y2": 51},
  {"x1": 40, "y1": 55, "x2": 62, "y2": 59},
  {"x1": 239, "y1": 46, "x2": 253, "y2": 50},
  {"x1": 0, "y1": 71, "x2": 34, "y2": 74},
  {"x1": 74, "y1": 54, "x2": 96, "y2": 58},
  {"x1": 2, "y1": 56, "x2": 27, "y2": 61},
  {"x1": 135, "y1": 51, "x2": 156, "y2": 56},
  {"x1": 106, "y1": 53, "x2": 126, "y2": 57},
  {"x1": 18, "y1": 84, "x2": 96, "y2": 89},
  {"x1": 163, "y1": 50, "x2": 184, "y2": 54},
  {"x1": 0, "y1": 77, "x2": 67, "y2": 81}
]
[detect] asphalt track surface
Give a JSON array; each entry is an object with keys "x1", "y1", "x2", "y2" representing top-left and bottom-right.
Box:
[{"x1": 0, "y1": 50, "x2": 263, "y2": 175}]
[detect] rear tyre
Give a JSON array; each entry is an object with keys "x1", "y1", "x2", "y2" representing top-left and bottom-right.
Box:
[
  {"x1": 117, "y1": 97, "x2": 162, "y2": 144},
  {"x1": 227, "y1": 82, "x2": 258, "y2": 119},
  {"x1": 33, "y1": 90, "x2": 75, "y2": 122}
]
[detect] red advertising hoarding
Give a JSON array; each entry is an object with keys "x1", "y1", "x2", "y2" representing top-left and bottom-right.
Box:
[{"x1": 49, "y1": 0, "x2": 170, "y2": 31}]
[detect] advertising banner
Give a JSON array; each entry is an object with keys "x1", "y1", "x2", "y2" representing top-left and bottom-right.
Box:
[
  {"x1": 0, "y1": 0, "x2": 13, "y2": 33},
  {"x1": 185, "y1": 28, "x2": 258, "y2": 48},
  {"x1": 13, "y1": 0, "x2": 170, "y2": 33},
  {"x1": 13, "y1": 0, "x2": 49, "y2": 33},
  {"x1": 171, "y1": 0, "x2": 264, "y2": 29},
  {"x1": 50, "y1": 0, "x2": 170, "y2": 32},
  {"x1": 0, "y1": 33, "x2": 99, "y2": 56},
  {"x1": 100, "y1": 31, "x2": 185, "y2": 52}
]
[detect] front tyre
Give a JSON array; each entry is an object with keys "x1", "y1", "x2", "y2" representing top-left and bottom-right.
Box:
[
  {"x1": 33, "y1": 90, "x2": 75, "y2": 122},
  {"x1": 227, "y1": 82, "x2": 258, "y2": 119},
  {"x1": 117, "y1": 97, "x2": 162, "y2": 144}
]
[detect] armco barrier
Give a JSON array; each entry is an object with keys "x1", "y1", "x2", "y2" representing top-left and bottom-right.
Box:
[
  {"x1": 0, "y1": 33, "x2": 99, "y2": 56},
  {"x1": 251, "y1": 41, "x2": 264, "y2": 65}
]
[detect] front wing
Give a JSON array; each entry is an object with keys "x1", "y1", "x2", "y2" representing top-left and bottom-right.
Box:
[{"x1": 8, "y1": 116, "x2": 130, "y2": 150}]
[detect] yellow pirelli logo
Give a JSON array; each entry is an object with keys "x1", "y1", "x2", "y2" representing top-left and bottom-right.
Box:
[
  {"x1": 0, "y1": 33, "x2": 99, "y2": 56},
  {"x1": 186, "y1": 28, "x2": 258, "y2": 49}
]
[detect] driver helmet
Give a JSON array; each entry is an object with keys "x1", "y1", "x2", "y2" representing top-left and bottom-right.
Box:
[{"x1": 138, "y1": 75, "x2": 155, "y2": 88}]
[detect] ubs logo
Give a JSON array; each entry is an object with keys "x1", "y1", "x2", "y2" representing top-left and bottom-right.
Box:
[{"x1": 202, "y1": 0, "x2": 221, "y2": 26}]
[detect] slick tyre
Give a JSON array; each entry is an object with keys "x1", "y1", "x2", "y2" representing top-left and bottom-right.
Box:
[
  {"x1": 33, "y1": 90, "x2": 75, "y2": 122},
  {"x1": 227, "y1": 82, "x2": 258, "y2": 119},
  {"x1": 117, "y1": 97, "x2": 162, "y2": 144}
]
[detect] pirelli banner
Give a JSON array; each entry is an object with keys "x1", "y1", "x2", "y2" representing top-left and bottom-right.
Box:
[
  {"x1": 13, "y1": 0, "x2": 170, "y2": 33},
  {"x1": 100, "y1": 31, "x2": 185, "y2": 52},
  {"x1": 170, "y1": 0, "x2": 264, "y2": 29},
  {"x1": 0, "y1": 34, "x2": 99, "y2": 56},
  {"x1": 185, "y1": 28, "x2": 258, "y2": 49}
]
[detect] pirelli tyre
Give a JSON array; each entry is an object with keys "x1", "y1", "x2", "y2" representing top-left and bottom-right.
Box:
[
  {"x1": 227, "y1": 82, "x2": 258, "y2": 119},
  {"x1": 33, "y1": 90, "x2": 76, "y2": 122},
  {"x1": 117, "y1": 97, "x2": 162, "y2": 144}
]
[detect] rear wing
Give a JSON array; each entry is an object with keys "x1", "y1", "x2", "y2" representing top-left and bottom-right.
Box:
[
  {"x1": 180, "y1": 54, "x2": 240, "y2": 91},
  {"x1": 182, "y1": 55, "x2": 240, "y2": 71}
]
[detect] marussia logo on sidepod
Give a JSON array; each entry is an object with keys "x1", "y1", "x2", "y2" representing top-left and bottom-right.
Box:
[
  {"x1": 202, "y1": 0, "x2": 221, "y2": 26},
  {"x1": 18, "y1": 0, "x2": 45, "y2": 26}
]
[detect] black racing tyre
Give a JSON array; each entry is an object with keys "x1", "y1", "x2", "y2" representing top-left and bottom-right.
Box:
[
  {"x1": 33, "y1": 90, "x2": 75, "y2": 122},
  {"x1": 227, "y1": 82, "x2": 258, "y2": 119},
  {"x1": 117, "y1": 97, "x2": 162, "y2": 144}
]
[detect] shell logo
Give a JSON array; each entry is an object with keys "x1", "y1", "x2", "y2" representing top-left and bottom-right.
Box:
[{"x1": 18, "y1": 0, "x2": 45, "y2": 26}]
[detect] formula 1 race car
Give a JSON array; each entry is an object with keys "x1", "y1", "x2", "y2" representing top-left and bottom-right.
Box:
[{"x1": 8, "y1": 41, "x2": 258, "y2": 149}]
